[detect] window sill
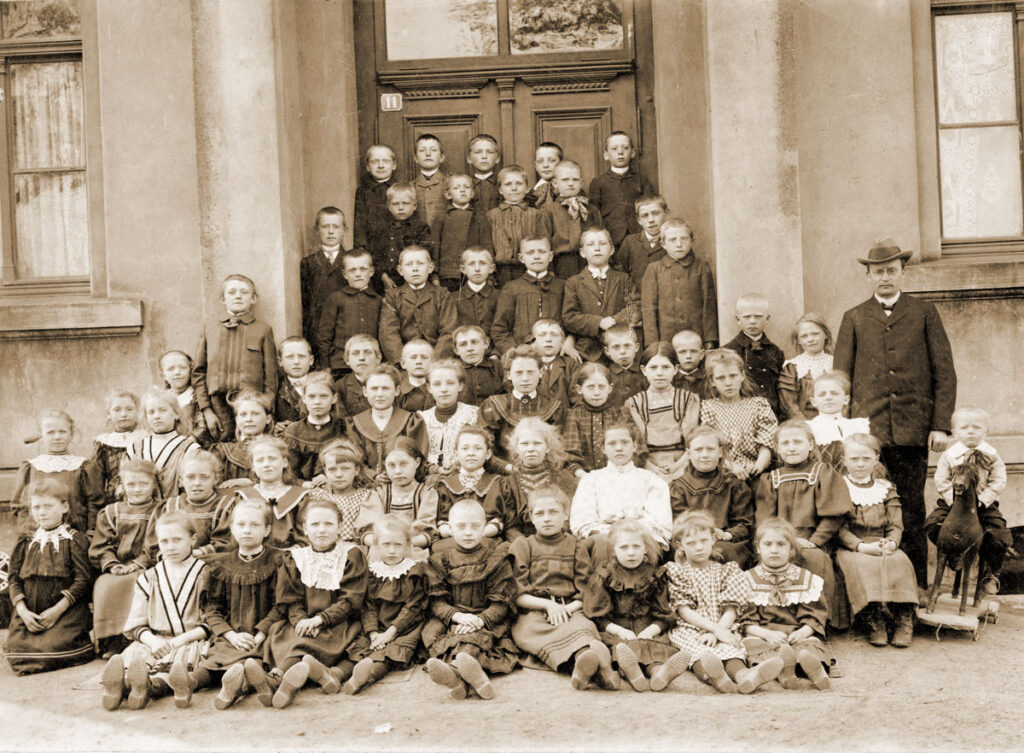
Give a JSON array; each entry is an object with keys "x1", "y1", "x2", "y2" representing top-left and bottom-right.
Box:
[
  {"x1": 0, "y1": 296, "x2": 143, "y2": 340},
  {"x1": 903, "y1": 254, "x2": 1024, "y2": 302}
]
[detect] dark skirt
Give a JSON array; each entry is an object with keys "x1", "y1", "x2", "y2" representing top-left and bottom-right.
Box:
[
  {"x1": 267, "y1": 618, "x2": 362, "y2": 672},
  {"x1": 512, "y1": 610, "x2": 600, "y2": 671},
  {"x1": 5, "y1": 599, "x2": 94, "y2": 675},
  {"x1": 92, "y1": 572, "x2": 136, "y2": 639},
  {"x1": 348, "y1": 623, "x2": 422, "y2": 666},
  {"x1": 421, "y1": 616, "x2": 519, "y2": 674}
]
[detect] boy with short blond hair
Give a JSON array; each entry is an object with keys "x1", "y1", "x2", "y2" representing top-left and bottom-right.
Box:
[
  {"x1": 193, "y1": 274, "x2": 278, "y2": 441},
  {"x1": 588, "y1": 132, "x2": 656, "y2": 246},
  {"x1": 366, "y1": 184, "x2": 432, "y2": 291},
  {"x1": 531, "y1": 319, "x2": 579, "y2": 408},
  {"x1": 451, "y1": 247, "x2": 499, "y2": 332},
  {"x1": 354, "y1": 144, "x2": 397, "y2": 251},
  {"x1": 413, "y1": 133, "x2": 448, "y2": 228},
  {"x1": 316, "y1": 249, "x2": 382, "y2": 377},
  {"x1": 671, "y1": 329, "x2": 708, "y2": 398},
  {"x1": 398, "y1": 339, "x2": 435, "y2": 412},
  {"x1": 545, "y1": 160, "x2": 604, "y2": 280},
  {"x1": 431, "y1": 175, "x2": 492, "y2": 291},
  {"x1": 452, "y1": 325, "x2": 503, "y2": 406},
  {"x1": 724, "y1": 293, "x2": 785, "y2": 418},
  {"x1": 488, "y1": 165, "x2": 554, "y2": 286},
  {"x1": 617, "y1": 195, "x2": 667, "y2": 290},
  {"x1": 333, "y1": 334, "x2": 382, "y2": 416},
  {"x1": 491, "y1": 235, "x2": 566, "y2": 356},
  {"x1": 379, "y1": 246, "x2": 458, "y2": 364},
  {"x1": 276, "y1": 336, "x2": 315, "y2": 426},
  {"x1": 468, "y1": 133, "x2": 502, "y2": 222},
  {"x1": 601, "y1": 324, "x2": 646, "y2": 408},
  {"x1": 641, "y1": 218, "x2": 718, "y2": 349},
  {"x1": 527, "y1": 141, "x2": 563, "y2": 210}
]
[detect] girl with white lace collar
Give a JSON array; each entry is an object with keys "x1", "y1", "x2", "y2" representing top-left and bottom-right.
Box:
[
  {"x1": 5, "y1": 478, "x2": 95, "y2": 675},
  {"x1": 92, "y1": 388, "x2": 144, "y2": 508},
  {"x1": 11, "y1": 409, "x2": 102, "y2": 537},
  {"x1": 345, "y1": 515, "x2": 427, "y2": 694},
  {"x1": 738, "y1": 517, "x2": 833, "y2": 691},
  {"x1": 778, "y1": 313, "x2": 834, "y2": 420},
  {"x1": 259, "y1": 498, "x2": 367, "y2": 709},
  {"x1": 836, "y1": 434, "x2": 918, "y2": 648}
]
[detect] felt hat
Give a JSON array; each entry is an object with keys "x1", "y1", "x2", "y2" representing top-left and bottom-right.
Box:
[{"x1": 857, "y1": 242, "x2": 913, "y2": 266}]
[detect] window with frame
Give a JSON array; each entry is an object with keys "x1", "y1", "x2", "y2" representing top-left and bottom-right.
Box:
[
  {"x1": 932, "y1": 2, "x2": 1024, "y2": 251},
  {"x1": 0, "y1": 0, "x2": 87, "y2": 294}
]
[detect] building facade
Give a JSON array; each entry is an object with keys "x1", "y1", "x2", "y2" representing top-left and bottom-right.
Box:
[{"x1": 1, "y1": 0, "x2": 1021, "y2": 526}]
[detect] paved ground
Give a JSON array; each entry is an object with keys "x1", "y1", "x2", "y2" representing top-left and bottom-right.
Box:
[{"x1": 2, "y1": 605, "x2": 1023, "y2": 753}]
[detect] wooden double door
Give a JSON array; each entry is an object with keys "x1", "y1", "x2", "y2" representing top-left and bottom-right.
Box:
[{"x1": 353, "y1": 0, "x2": 657, "y2": 193}]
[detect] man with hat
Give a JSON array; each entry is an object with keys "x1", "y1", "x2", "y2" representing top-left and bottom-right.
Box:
[{"x1": 834, "y1": 241, "x2": 956, "y2": 588}]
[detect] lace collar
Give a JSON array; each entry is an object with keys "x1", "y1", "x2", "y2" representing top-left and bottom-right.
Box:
[
  {"x1": 291, "y1": 542, "x2": 356, "y2": 591},
  {"x1": 176, "y1": 387, "x2": 195, "y2": 408},
  {"x1": 458, "y1": 467, "x2": 485, "y2": 490},
  {"x1": 784, "y1": 351, "x2": 833, "y2": 379},
  {"x1": 747, "y1": 563, "x2": 823, "y2": 606},
  {"x1": 368, "y1": 557, "x2": 417, "y2": 581},
  {"x1": 29, "y1": 454, "x2": 86, "y2": 473},
  {"x1": 31, "y1": 524, "x2": 74, "y2": 552},
  {"x1": 95, "y1": 431, "x2": 138, "y2": 449},
  {"x1": 843, "y1": 476, "x2": 889, "y2": 507}
]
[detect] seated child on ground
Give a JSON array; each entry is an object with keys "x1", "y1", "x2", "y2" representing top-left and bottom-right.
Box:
[
  {"x1": 178, "y1": 497, "x2": 286, "y2": 709},
  {"x1": 927, "y1": 406, "x2": 1011, "y2": 596},
  {"x1": 5, "y1": 479, "x2": 94, "y2": 675},
  {"x1": 581, "y1": 518, "x2": 676, "y2": 693},
  {"x1": 738, "y1": 517, "x2": 834, "y2": 691},
  {"x1": 665, "y1": 511, "x2": 779, "y2": 694},
  {"x1": 101, "y1": 511, "x2": 209, "y2": 710},
  {"x1": 510, "y1": 487, "x2": 617, "y2": 691},
  {"x1": 668, "y1": 426, "x2": 754, "y2": 567},
  {"x1": 344, "y1": 515, "x2": 429, "y2": 695},
  {"x1": 423, "y1": 500, "x2": 518, "y2": 700},
  {"x1": 259, "y1": 499, "x2": 368, "y2": 709},
  {"x1": 837, "y1": 434, "x2": 918, "y2": 648},
  {"x1": 91, "y1": 458, "x2": 163, "y2": 654}
]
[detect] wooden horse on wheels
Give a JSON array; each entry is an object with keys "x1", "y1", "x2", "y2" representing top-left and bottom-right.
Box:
[{"x1": 925, "y1": 451, "x2": 989, "y2": 616}]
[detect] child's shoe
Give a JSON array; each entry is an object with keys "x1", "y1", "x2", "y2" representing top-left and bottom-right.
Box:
[
  {"x1": 125, "y1": 657, "x2": 151, "y2": 710},
  {"x1": 215, "y1": 664, "x2": 246, "y2": 710},
  {"x1": 697, "y1": 651, "x2": 737, "y2": 694},
  {"x1": 272, "y1": 661, "x2": 310, "y2": 708},
  {"x1": 890, "y1": 604, "x2": 915, "y2": 648},
  {"x1": 451, "y1": 652, "x2": 494, "y2": 700},
  {"x1": 589, "y1": 640, "x2": 620, "y2": 691},
  {"x1": 777, "y1": 645, "x2": 799, "y2": 690},
  {"x1": 866, "y1": 605, "x2": 889, "y2": 646},
  {"x1": 796, "y1": 649, "x2": 831, "y2": 691},
  {"x1": 426, "y1": 657, "x2": 467, "y2": 699},
  {"x1": 570, "y1": 648, "x2": 600, "y2": 690},
  {"x1": 302, "y1": 655, "x2": 341, "y2": 694},
  {"x1": 343, "y1": 658, "x2": 375, "y2": 695},
  {"x1": 650, "y1": 649, "x2": 690, "y2": 692},
  {"x1": 101, "y1": 654, "x2": 127, "y2": 711},
  {"x1": 736, "y1": 657, "x2": 783, "y2": 694},
  {"x1": 167, "y1": 655, "x2": 193, "y2": 708},
  {"x1": 613, "y1": 643, "x2": 648, "y2": 692},
  {"x1": 243, "y1": 658, "x2": 277, "y2": 707}
]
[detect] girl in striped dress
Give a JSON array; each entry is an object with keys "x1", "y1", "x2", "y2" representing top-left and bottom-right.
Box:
[
  {"x1": 127, "y1": 389, "x2": 201, "y2": 500},
  {"x1": 365, "y1": 438, "x2": 439, "y2": 557},
  {"x1": 628, "y1": 342, "x2": 700, "y2": 483}
]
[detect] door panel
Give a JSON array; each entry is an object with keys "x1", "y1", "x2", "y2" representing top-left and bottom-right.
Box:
[{"x1": 532, "y1": 107, "x2": 612, "y2": 190}]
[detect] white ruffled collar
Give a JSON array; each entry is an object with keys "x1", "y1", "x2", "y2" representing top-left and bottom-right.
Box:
[
  {"x1": 31, "y1": 524, "x2": 74, "y2": 551},
  {"x1": 368, "y1": 557, "x2": 417, "y2": 581},
  {"x1": 944, "y1": 441, "x2": 998, "y2": 463},
  {"x1": 784, "y1": 351, "x2": 833, "y2": 379},
  {"x1": 29, "y1": 454, "x2": 86, "y2": 473},
  {"x1": 291, "y1": 543, "x2": 355, "y2": 591},
  {"x1": 95, "y1": 431, "x2": 142, "y2": 449},
  {"x1": 843, "y1": 476, "x2": 890, "y2": 507},
  {"x1": 807, "y1": 414, "x2": 870, "y2": 444},
  {"x1": 176, "y1": 387, "x2": 195, "y2": 407}
]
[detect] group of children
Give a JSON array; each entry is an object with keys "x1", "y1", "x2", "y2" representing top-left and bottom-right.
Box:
[{"x1": 2, "y1": 130, "x2": 1011, "y2": 708}]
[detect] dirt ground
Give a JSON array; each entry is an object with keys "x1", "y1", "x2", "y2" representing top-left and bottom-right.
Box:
[{"x1": 2, "y1": 607, "x2": 1023, "y2": 753}]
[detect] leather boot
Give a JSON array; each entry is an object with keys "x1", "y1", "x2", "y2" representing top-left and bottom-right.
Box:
[
  {"x1": 866, "y1": 604, "x2": 889, "y2": 646},
  {"x1": 890, "y1": 604, "x2": 915, "y2": 648}
]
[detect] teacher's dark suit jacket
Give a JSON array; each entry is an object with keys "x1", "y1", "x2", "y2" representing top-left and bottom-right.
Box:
[
  {"x1": 833, "y1": 293, "x2": 956, "y2": 448},
  {"x1": 300, "y1": 248, "x2": 348, "y2": 347}
]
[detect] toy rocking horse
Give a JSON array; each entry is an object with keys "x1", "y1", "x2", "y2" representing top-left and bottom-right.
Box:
[{"x1": 925, "y1": 451, "x2": 988, "y2": 616}]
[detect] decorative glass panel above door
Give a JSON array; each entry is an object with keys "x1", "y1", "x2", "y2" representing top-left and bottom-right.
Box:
[
  {"x1": 509, "y1": 0, "x2": 623, "y2": 54},
  {"x1": 384, "y1": 0, "x2": 498, "y2": 60}
]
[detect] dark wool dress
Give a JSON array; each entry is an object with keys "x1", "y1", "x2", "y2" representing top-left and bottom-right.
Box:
[
  {"x1": 199, "y1": 547, "x2": 286, "y2": 671},
  {"x1": 422, "y1": 538, "x2": 519, "y2": 674},
  {"x1": 669, "y1": 465, "x2": 754, "y2": 567},
  {"x1": 348, "y1": 558, "x2": 427, "y2": 667},
  {"x1": 582, "y1": 559, "x2": 675, "y2": 667},
  {"x1": 5, "y1": 526, "x2": 95, "y2": 674},
  {"x1": 267, "y1": 543, "x2": 367, "y2": 671}
]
